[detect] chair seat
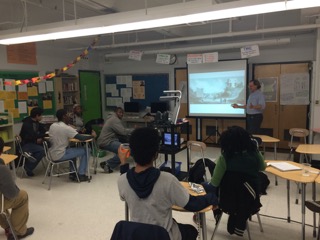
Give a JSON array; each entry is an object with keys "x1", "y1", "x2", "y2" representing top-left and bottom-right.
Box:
[
  {"x1": 305, "y1": 201, "x2": 320, "y2": 213},
  {"x1": 111, "y1": 220, "x2": 170, "y2": 240},
  {"x1": 288, "y1": 142, "x2": 300, "y2": 149}
]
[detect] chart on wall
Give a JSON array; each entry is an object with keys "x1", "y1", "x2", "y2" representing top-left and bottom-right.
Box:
[
  {"x1": 258, "y1": 77, "x2": 278, "y2": 102},
  {"x1": 280, "y1": 72, "x2": 309, "y2": 105},
  {"x1": 0, "y1": 71, "x2": 55, "y2": 122},
  {"x1": 104, "y1": 74, "x2": 169, "y2": 111}
]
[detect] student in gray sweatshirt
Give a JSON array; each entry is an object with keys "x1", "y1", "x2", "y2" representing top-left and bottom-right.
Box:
[{"x1": 0, "y1": 137, "x2": 34, "y2": 240}]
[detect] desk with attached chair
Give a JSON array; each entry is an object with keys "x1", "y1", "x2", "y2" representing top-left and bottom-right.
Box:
[{"x1": 265, "y1": 160, "x2": 319, "y2": 240}]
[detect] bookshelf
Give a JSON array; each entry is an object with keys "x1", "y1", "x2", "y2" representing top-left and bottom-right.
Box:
[
  {"x1": 54, "y1": 75, "x2": 80, "y2": 113},
  {"x1": 0, "y1": 112, "x2": 15, "y2": 154}
]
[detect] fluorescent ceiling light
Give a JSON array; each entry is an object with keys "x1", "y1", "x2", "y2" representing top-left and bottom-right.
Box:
[{"x1": 0, "y1": 0, "x2": 319, "y2": 45}]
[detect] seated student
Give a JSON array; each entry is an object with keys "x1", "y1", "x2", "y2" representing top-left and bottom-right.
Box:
[
  {"x1": 19, "y1": 107, "x2": 47, "y2": 176},
  {"x1": 0, "y1": 137, "x2": 34, "y2": 240},
  {"x1": 68, "y1": 104, "x2": 85, "y2": 133},
  {"x1": 48, "y1": 109, "x2": 96, "y2": 182},
  {"x1": 202, "y1": 126, "x2": 266, "y2": 236},
  {"x1": 117, "y1": 127, "x2": 218, "y2": 240},
  {"x1": 98, "y1": 107, "x2": 132, "y2": 173}
]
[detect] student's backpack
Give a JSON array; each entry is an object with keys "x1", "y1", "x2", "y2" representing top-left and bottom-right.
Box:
[{"x1": 188, "y1": 158, "x2": 216, "y2": 184}]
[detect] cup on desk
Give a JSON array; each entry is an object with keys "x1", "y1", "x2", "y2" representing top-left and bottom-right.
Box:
[{"x1": 302, "y1": 163, "x2": 311, "y2": 176}]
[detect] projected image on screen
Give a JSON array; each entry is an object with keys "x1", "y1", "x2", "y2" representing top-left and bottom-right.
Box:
[{"x1": 188, "y1": 60, "x2": 247, "y2": 118}]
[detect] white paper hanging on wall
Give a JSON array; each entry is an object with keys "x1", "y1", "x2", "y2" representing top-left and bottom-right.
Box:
[
  {"x1": 203, "y1": 52, "x2": 218, "y2": 63},
  {"x1": 187, "y1": 54, "x2": 203, "y2": 64},
  {"x1": 128, "y1": 50, "x2": 143, "y2": 61},
  {"x1": 280, "y1": 73, "x2": 310, "y2": 105},
  {"x1": 240, "y1": 45, "x2": 260, "y2": 58},
  {"x1": 156, "y1": 54, "x2": 170, "y2": 64}
]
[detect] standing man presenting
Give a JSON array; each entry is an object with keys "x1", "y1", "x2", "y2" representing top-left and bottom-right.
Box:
[
  {"x1": 232, "y1": 80, "x2": 265, "y2": 134},
  {"x1": 98, "y1": 107, "x2": 132, "y2": 173}
]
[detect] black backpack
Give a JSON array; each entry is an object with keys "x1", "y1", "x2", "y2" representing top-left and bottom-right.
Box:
[
  {"x1": 188, "y1": 158, "x2": 216, "y2": 184},
  {"x1": 259, "y1": 171, "x2": 270, "y2": 195}
]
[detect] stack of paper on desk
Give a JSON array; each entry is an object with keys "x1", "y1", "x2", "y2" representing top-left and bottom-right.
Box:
[{"x1": 268, "y1": 162, "x2": 302, "y2": 171}]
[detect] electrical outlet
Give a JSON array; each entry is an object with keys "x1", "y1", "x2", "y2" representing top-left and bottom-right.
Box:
[{"x1": 316, "y1": 100, "x2": 319, "y2": 105}]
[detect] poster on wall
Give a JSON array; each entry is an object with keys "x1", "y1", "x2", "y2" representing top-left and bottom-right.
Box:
[
  {"x1": 280, "y1": 73, "x2": 309, "y2": 105},
  {"x1": 132, "y1": 80, "x2": 145, "y2": 99},
  {"x1": 258, "y1": 77, "x2": 278, "y2": 102}
]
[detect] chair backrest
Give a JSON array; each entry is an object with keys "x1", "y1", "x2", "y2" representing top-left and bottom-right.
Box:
[
  {"x1": 14, "y1": 135, "x2": 23, "y2": 154},
  {"x1": 110, "y1": 220, "x2": 170, "y2": 240},
  {"x1": 187, "y1": 140, "x2": 206, "y2": 152},
  {"x1": 1, "y1": 193, "x2": 5, "y2": 214},
  {"x1": 251, "y1": 137, "x2": 262, "y2": 148},
  {"x1": 289, "y1": 128, "x2": 309, "y2": 142},
  {"x1": 43, "y1": 141, "x2": 53, "y2": 162},
  {"x1": 187, "y1": 140, "x2": 206, "y2": 163}
]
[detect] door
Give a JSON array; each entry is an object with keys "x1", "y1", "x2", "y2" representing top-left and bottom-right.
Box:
[
  {"x1": 254, "y1": 63, "x2": 310, "y2": 149},
  {"x1": 79, "y1": 70, "x2": 102, "y2": 123}
]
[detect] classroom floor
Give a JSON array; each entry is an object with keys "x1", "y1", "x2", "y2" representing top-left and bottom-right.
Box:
[{"x1": 2, "y1": 147, "x2": 319, "y2": 240}]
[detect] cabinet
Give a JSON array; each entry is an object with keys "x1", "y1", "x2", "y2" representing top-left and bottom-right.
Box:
[
  {"x1": 254, "y1": 62, "x2": 309, "y2": 149},
  {"x1": 0, "y1": 112, "x2": 15, "y2": 154},
  {"x1": 54, "y1": 75, "x2": 80, "y2": 113}
]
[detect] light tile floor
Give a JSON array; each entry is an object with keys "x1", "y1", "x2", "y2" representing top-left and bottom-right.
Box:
[{"x1": 1, "y1": 147, "x2": 318, "y2": 240}]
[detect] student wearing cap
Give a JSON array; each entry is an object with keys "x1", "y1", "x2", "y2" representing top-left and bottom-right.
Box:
[{"x1": 68, "y1": 104, "x2": 85, "y2": 133}]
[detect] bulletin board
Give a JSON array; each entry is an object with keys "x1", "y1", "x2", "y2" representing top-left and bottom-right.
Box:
[
  {"x1": 104, "y1": 74, "x2": 169, "y2": 111},
  {"x1": 0, "y1": 71, "x2": 56, "y2": 122}
]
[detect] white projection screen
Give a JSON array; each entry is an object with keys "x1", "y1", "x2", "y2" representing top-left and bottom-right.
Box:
[{"x1": 188, "y1": 60, "x2": 247, "y2": 118}]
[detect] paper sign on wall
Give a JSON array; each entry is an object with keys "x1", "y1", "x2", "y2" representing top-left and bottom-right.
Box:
[
  {"x1": 128, "y1": 50, "x2": 143, "y2": 61},
  {"x1": 187, "y1": 54, "x2": 203, "y2": 64},
  {"x1": 241, "y1": 45, "x2": 260, "y2": 58},
  {"x1": 27, "y1": 86, "x2": 38, "y2": 96},
  {"x1": 156, "y1": 54, "x2": 170, "y2": 64},
  {"x1": 203, "y1": 52, "x2": 218, "y2": 63}
]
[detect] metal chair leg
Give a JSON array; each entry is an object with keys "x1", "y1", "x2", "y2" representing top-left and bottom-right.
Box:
[
  {"x1": 4, "y1": 214, "x2": 18, "y2": 240},
  {"x1": 210, "y1": 212, "x2": 223, "y2": 240},
  {"x1": 317, "y1": 213, "x2": 320, "y2": 240},
  {"x1": 246, "y1": 221, "x2": 252, "y2": 240},
  {"x1": 256, "y1": 212, "x2": 264, "y2": 232}
]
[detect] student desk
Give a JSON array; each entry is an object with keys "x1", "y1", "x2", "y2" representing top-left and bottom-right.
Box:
[
  {"x1": 122, "y1": 116, "x2": 154, "y2": 128},
  {"x1": 265, "y1": 160, "x2": 319, "y2": 240},
  {"x1": 172, "y1": 182, "x2": 214, "y2": 240},
  {"x1": 296, "y1": 144, "x2": 320, "y2": 162},
  {"x1": 1, "y1": 153, "x2": 18, "y2": 178},
  {"x1": 69, "y1": 136, "x2": 93, "y2": 181},
  {"x1": 312, "y1": 175, "x2": 320, "y2": 237},
  {"x1": 253, "y1": 135, "x2": 280, "y2": 159},
  {"x1": 3, "y1": 146, "x2": 11, "y2": 153}
]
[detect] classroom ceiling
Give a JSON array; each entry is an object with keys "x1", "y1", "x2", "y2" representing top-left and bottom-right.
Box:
[{"x1": 1, "y1": 0, "x2": 320, "y2": 58}]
